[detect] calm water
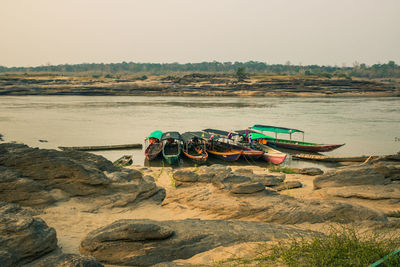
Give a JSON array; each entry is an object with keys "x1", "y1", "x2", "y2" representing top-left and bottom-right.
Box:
[{"x1": 1, "y1": 96, "x2": 399, "y2": 168}]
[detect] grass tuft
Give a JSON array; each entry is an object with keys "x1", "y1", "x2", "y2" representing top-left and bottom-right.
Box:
[
  {"x1": 268, "y1": 165, "x2": 297, "y2": 174},
  {"x1": 215, "y1": 225, "x2": 400, "y2": 267}
]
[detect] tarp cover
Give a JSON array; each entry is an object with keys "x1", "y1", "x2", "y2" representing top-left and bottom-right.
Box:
[
  {"x1": 161, "y1": 131, "x2": 182, "y2": 141},
  {"x1": 250, "y1": 125, "x2": 304, "y2": 134},
  {"x1": 146, "y1": 130, "x2": 163, "y2": 140}
]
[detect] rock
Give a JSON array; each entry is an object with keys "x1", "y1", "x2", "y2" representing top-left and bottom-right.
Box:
[
  {"x1": 0, "y1": 166, "x2": 56, "y2": 206},
  {"x1": 173, "y1": 170, "x2": 199, "y2": 182},
  {"x1": 313, "y1": 165, "x2": 389, "y2": 189},
  {"x1": 80, "y1": 219, "x2": 311, "y2": 266},
  {"x1": 274, "y1": 181, "x2": 303, "y2": 191},
  {"x1": 229, "y1": 181, "x2": 265, "y2": 194},
  {"x1": 32, "y1": 252, "x2": 104, "y2": 267},
  {"x1": 318, "y1": 184, "x2": 400, "y2": 200},
  {"x1": 163, "y1": 183, "x2": 386, "y2": 224},
  {"x1": 62, "y1": 149, "x2": 120, "y2": 172},
  {"x1": 0, "y1": 133, "x2": 3, "y2": 141},
  {"x1": 0, "y1": 143, "x2": 111, "y2": 196},
  {"x1": 294, "y1": 167, "x2": 323, "y2": 176},
  {"x1": 0, "y1": 202, "x2": 57, "y2": 266},
  {"x1": 232, "y1": 168, "x2": 253, "y2": 176},
  {"x1": 196, "y1": 165, "x2": 231, "y2": 183},
  {"x1": 254, "y1": 173, "x2": 285, "y2": 186},
  {"x1": 0, "y1": 143, "x2": 165, "y2": 209}
]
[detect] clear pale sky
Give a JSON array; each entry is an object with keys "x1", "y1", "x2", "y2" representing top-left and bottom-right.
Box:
[{"x1": 1, "y1": 0, "x2": 399, "y2": 67}]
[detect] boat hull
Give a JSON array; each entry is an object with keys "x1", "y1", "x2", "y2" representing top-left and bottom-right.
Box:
[
  {"x1": 183, "y1": 151, "x2": 208, "y2": 164},
  {"x1": 253, "y1": 143, "x2": 287, "y2": 164},
  {"x1": 207, "y1": 149, "x2": 242, "y2": 161},
  {"x1": 266, "y1": 141, "x2": 344, "y2": 152},
  {"x1": 145, "y1": 143, "x2": 163, "y2": 160},
  {"x1": 293, "y1": 154, "x2": 377, "y2": 162}
]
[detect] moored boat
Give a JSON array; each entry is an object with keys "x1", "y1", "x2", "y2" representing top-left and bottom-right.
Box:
[
  {"x1": 203, "y1": 128, "x2": 263, "y2": 160},
  {"x1": 248, "y1": 125, "x2": 345, "y2": 152},
  {"x1": 197, "y1": 131, "x2": 242, "y2": 161},
  {"x1": 181, "y1": 132, "x2": 208, "y2": 164},
  {"x1": 236, "y1": 131, "x2": 287, "y2": 164},
  {"x1": 292, "y1": 154, "x2": 378, "y2": 162},
  {"x1": 144, "y1": 130, "x2": 163, "y2": 160},
  {"x1": 161, "y1": 131, "x2": 182, "y2": 165}
]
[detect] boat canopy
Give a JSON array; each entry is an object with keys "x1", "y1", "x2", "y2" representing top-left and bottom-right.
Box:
[
  {"x1": 161, "y1": 131, "x2": 182, "y2": 141},
  {"x1": 250, "y1": 125, "x2": 304, "y2": 134},
  {"x1": 203, "y1": 128, "x2": 241, "y2": 137},
  {"x1": 146, "y1": 130, "x2": 163, "y2": 140},
  {"x1": 181, "y1": 132, "x2": 206, "y2": 143},
  {"x1": 248, "y1": 132, "x2": 274, "y2": 140},
  {"x1": 191, "y1": 131, "x2": 221, "y2": 141}
]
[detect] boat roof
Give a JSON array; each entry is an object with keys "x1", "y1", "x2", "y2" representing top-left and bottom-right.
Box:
[
  {"x1": 203, "y1": 128, "x2": 240, "y2": 137},
  {"x1": 235, "y1": 130, "x2": 274, "y2": 140},
  {"x1": 190, "y1": 131, "x2": 221, "y2": 141},
  {"x1": 181, "y1": 132, "x2": 206, "y2": 142},
  {"x1": 161, "y1": 131, "x2": 182, "y2": 141},
  {"x1": 250, "y1": 125, "x2": 304, "y2": 134},
  {"x1": 146, "y1": 130, "x2": 163, "y2": 140}
]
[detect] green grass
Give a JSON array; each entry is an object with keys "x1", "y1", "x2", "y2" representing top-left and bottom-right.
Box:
[
  {"x1": 215, "y1": 225, "x2": 400, "y2": 267},
  {"x1": 386, "y1": 210, "x2": 400, "y2": 218},
  {"x1": 268, "y1": 165, "x2": 297, "y2": 174}
]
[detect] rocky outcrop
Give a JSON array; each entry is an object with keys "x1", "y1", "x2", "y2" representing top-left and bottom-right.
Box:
[
  {"x1": 80, "y1": 219, "x2": 312, "y2": 266},
  {"x1": 293, "y1": 167, "x2": 324, "y2": 176},
  {"x1": 0, "y1": 202, "x2": 57, "y2": 266},
  {"x1": 31, "y1": 252, "x2": 104, "y2": 267},
  {"x1": 274, "y1": 181, "x2": 303, "y2": 191},
  {"x1": 313, "y1": 161, "x2": 400, "y2": 201},
  {"x1": 0, "y1": 143, "x2": 165, "y2": 209},
  {"x1": 173, "y1": 165, "x2": 285, "y2": 193}
]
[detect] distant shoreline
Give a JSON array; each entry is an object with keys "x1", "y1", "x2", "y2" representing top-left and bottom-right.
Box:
[{"x1": 0, "y1": 74, "x2": 399, "y2": 97}]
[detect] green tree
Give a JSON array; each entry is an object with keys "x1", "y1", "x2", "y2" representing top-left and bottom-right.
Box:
[{"x1": 236, "y1": 67, "x2": 247, "y2": 81}]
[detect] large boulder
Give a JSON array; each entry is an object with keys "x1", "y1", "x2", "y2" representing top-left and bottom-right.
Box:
[
  {"x1": 317, "y1": 184, "x2": 400, "y2": 200},
  {"x1": 80, "y1": 219, "x2": 311, "y2": 266},
  {"x1": 313, "y1": 165, "x2": 389, "y2": 189},
  {"x1": 0, "y1": 202, "x2": 57, "y2": 266},
  {"x1": 31, "y1": 252, "x2": 104, "y2": 267},
  {"x1": 0, "y1": 143, "x2": 110, "y2": 196},
  {"x1": 0, "y1": 143, "x2": 166, "y2": 209},
  {"x1": 0, "y1": 166, "x2": 56, "y2": 206}
]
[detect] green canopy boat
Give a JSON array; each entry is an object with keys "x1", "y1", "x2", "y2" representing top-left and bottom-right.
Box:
[{"x1": 249, "y1": 125, "x2": 345, "y2": 152}]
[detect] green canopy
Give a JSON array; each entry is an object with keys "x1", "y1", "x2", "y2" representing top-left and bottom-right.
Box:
[
  {"x1": 146, "y1": 130, "x2": 163, "y2": 140},
  {"x1": 250, "y1": 125, "x2": 304, "y2": 134},
  {"x1": 249, "y1": 132, "x2": 274, "y2": 140}
]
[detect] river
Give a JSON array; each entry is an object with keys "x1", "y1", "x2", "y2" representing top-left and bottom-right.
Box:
[{"x1": 1, "y1": 96, "x2": 399, "y2": 169}]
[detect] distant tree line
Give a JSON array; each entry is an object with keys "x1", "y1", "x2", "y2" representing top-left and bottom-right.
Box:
[{"x1": 0, "y1": 60, "x2": 399, "y2": 78}]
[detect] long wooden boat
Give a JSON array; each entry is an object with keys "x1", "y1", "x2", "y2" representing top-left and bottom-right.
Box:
[
  {"x1": 249, "y1": 125, "x2": 345, "y2": 152},
  {"x1": 231, "y1": 144, "x2": 264, "y2": 160},
  {"x1": 195, "y1": 131, "x2": 242, "y2": 161},
  {"x1": 207, "y1": 145, "x2": 242, "y2": 161},
  {"x1": 144, "y1": 130, "x2": 163, "y2": 160},
  {"x1": 293, "y1": 154, "x2": 378, "y2": 162},
  {"x1": 59, "y1": 143, "x2": 142, "y2": 151},
  {"x1": 181, "y1": 132, "x2": 208, "y2": 164},
  {"x1": 161, "y1": 131, "x2": 182, "y2": 165}
]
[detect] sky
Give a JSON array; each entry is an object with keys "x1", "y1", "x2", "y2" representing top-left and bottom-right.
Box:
[{"x1": 1, "y1": 0, "x2": 400, "y2": 67}]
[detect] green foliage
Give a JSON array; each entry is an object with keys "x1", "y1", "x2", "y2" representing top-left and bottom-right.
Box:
[
  {"x1": 268, "y1": 165, "x2": 296, "y2": 174},
  {"x1": 104, "y1": 74, "x2": 113, "y2": 78},
  {"x1": 91, "y1": 74, "x2": 101, "y2": 78},
  {"x1": 387, "y1": 210, "x2": 400, "y2": 218},
  {"x1": 216, "y1": 225, "x2": 400, "y2": 267},
  {"x1": 235, "y1": 67, "x2": 247, "y2": 81},
  {"x1": 1, "y1": 60, "x2": 400, "y2": 78}
]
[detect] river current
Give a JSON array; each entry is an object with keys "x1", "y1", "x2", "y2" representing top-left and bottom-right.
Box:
[{"x1": 1, "y1": 96, "x2": 399, "y2": 168}]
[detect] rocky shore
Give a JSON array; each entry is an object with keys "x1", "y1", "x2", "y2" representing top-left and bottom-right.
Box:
[
  {"x1": 0, "y1": 143, "x2": 399, "y2": 266},
  {"x1": 0, "y1": 74, "x2": 399, "y2": 97}
]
